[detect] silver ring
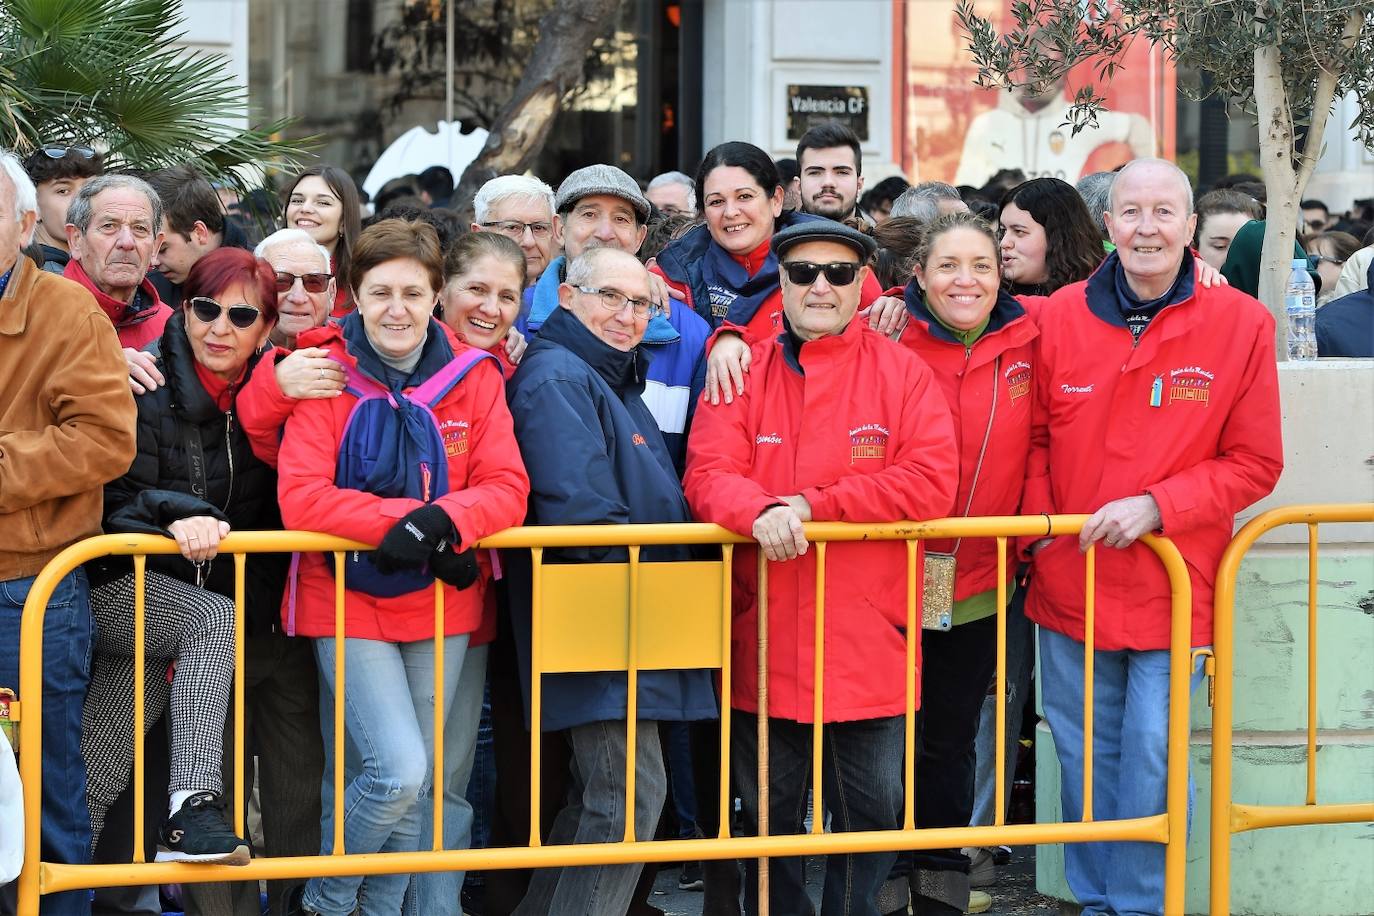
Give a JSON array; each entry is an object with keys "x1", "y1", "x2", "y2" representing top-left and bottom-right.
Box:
[{"x1": 318, "y1": 368, "x2": 325, "y2": 381}]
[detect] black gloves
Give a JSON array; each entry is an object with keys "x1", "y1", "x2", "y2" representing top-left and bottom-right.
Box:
[
  {"x1": 430, "y1": 542, "x2": 480, "y2": 590},
  {"x1": 374, "y1": 505, "x2": 455, "y2": 575}
]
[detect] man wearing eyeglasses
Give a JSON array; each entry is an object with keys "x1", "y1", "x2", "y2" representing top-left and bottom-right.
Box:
[
  {"x1": 684, "y1": 220, "x2": 959, "y2": 916},
  {"x1": 472, "y1": 174, "x2": 561, "y2": 287},
  {"x1": 502, "y1": 247, "x2": 718, "y2": 916},
  {"x1": 0, "y1": 148, "x2": 137, "y2": 916}
]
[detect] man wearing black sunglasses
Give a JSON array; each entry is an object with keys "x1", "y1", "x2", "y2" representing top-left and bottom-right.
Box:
[
  {"x1": 22, "y1": 143, "x2": 104, "y2": 274},
  {"x1": 684, "y1": 219, "x2": 960, "y2": 916}
]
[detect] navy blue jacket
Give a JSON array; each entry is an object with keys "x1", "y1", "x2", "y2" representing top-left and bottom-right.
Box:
[
  {"x1": 517, "y1": 255, "x2": 709, "y2": 471},
  {"x1": 1317, "y1": 258, "x2": 1374, "y2": 358},
  {"x1": 504, "y1": 305, "x2": 718, "y2": 731}
]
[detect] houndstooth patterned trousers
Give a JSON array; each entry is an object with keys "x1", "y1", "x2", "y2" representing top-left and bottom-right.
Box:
[{"x1": 82, "y1": 570, "x2": 236, "y2": 847}]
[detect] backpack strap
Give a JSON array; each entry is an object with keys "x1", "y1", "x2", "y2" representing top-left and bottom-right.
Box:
[
  {"x1": 341, "y1": 362, "x2": 394, "y2": 403},
  {"x1": 410, "y1": 347, "x2": 499, "y2": 407}
]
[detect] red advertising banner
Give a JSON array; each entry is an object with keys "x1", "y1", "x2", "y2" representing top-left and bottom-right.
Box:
[{"x1": 897, "y1": 0, "x2": 1176, "y2": 187}]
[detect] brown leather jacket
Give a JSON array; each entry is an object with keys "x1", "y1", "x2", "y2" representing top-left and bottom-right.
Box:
[{"x1": 0, "y1": 255, "x2": 137, "y2": 580}]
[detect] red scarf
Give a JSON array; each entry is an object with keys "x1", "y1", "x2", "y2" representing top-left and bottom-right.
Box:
[
  {"x1": 731, "y1": 238, "x2": 772, "y2": 278},
  {"x1": 62, "y1": 257, "x2": 162, "y2": 326},
  {"x1": 192, "y1": 360, "x2": 247, "y2": 412}
]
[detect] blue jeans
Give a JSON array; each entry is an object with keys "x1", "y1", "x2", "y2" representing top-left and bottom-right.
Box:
[
  {"x1": 734, "y1": 713, "x2": 904, "y2": 916},
  {"x1": 663, "y1": 722, "x2": 700, "y2": 838},
  {"x1": 0, "y1": 569, "x2": 93, "y2": 916},
  {"x1": 970, "y1": 586, "x2": 1034, "y2": 829},
  {"x1": 514, "y1": 719, "x2": 667, "y2": 916},
  {"x1": 1038, "y1": 627, "x2": 1204, "y2": 916},
  {"x1": 307, "y1": 635, "x2": 468, "y2": 916},
  {"x1": 405, "y1": 642, "x2": 487, "y2": 915}
]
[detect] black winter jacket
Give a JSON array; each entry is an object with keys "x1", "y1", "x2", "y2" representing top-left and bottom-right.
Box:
[{"x1": 89, "y1": 310, "x2": 288, "y2": 634}]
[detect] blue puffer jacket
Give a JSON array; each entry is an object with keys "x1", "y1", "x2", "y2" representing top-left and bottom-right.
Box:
[
  {"x1": 518, "y1": 255, "x2": 709, "y2": 471},
  {"x1": 1316, "y1": 257, "x2": 1373, "y2": 358},
  {"x1": 504, "y1": 305, "x2": 719, "y2": 732}
]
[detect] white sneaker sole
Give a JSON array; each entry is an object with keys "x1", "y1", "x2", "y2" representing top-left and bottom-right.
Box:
[{"x1": 155, "y1": 844, "x2": 251, "y2": 866}]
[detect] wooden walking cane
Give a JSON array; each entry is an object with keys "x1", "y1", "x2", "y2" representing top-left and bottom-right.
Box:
[{"x1": 756, "y1": 551, "x2": 770, "y2": 915}]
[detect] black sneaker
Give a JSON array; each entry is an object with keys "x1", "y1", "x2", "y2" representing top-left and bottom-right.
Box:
[
  {"x1": 678, "y1": 861, "x2": 704, "y2": 891},
  {"x1": 155, "y1": 792, "x2": 251, "y2": 865}
]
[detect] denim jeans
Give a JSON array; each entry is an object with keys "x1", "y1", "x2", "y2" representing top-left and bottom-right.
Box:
[
  {"x1": 733, "y1": 713, "x2": 904, "y2": 916},
  {"x1": 0, "y1": 569, "x2": 93, "y2": 916},
  {"x1": 307, "y1": 635, "x2": 468, "y2": 916},
  {"x1": 662, "y1": 721, "x2": 700, "y2": 837},
  {"x1": 405, "y1": 642, "x2": 487, "y2": 915},
  {"x1": 514, "y1": 719, "x2": 667, "y2": 916},
  {"x1": 1038, "y1": 627, "x2": 1204, "y2": 916},
  {"x1": 970, "y1": 586, "x2": 1034, "y2": 829}
]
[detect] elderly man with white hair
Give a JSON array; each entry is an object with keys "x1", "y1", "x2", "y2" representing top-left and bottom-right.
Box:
[
  {"x1": 172, "y1": 225, "x2": 332, "y2": 916},
  {"x1": 473, "y1": 173, "x2": 560, "y2": 287},
  {"x1": 1024, "y1": 158, "x2": 1282, "y2": 916},
  {"x1": 0, "y1": 148, "x2": 136, "y2": 916},
  {"x1": 645, "y1": 170, "x2": 695, "y2": 217}
]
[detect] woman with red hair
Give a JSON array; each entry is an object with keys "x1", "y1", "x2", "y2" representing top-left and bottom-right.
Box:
[{"x1": 82, "y1": 247, "x2": 283, "y2": 866}]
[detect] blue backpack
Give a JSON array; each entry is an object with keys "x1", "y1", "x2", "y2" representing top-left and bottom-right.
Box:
[{"x1": 326, "y1": 347, "x2": 496, "y2": 598}]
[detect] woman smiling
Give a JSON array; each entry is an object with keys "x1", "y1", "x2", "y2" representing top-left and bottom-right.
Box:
[{"x1": 283, "y1": 165, "x2": 362, "y2": 315}]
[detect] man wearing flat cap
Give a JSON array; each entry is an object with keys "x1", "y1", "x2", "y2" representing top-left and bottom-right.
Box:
[{"x1": 684, "y1": 220, "x2": 959, "y2": 915}]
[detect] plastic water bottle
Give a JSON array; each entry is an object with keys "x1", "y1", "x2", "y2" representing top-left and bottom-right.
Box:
[{"x1": 1285, "y1": 258, "x2": 1317, "y2": 360}]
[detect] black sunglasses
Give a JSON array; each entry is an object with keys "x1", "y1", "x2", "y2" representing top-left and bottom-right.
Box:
[
  {"x1": 781, "y1": 260, "x2": 860, "y2": 287},
  {"x1": 189, "y1": 297, "x2": 262, "y2": 330},
  {"x1": 39, "y1": 144, "x2": 96, "y2": 160},
  {"x1": 274, "y1": 270, "x2": 333, "y2": 293}
]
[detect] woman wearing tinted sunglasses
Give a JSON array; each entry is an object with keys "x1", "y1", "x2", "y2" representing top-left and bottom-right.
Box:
[{"x1": 82, "y1": 247, "x2": 283, "y2": 866}]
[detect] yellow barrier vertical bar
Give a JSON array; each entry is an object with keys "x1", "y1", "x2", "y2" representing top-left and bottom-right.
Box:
[
  {"x1": 1306, "y1": 523, "x2": 1319, "y2": 806},
  {"x1": 529, "y1": 546, "x2": 544, "y2": 848},
  {"x1": 994, "y1": 536, "x2": 1007, "y2": 826},
  {"x1": 811, "y1": 542, "x2": 826, "y2": 835},
  {"x1": 132, "y1": 555, "x2": 146, "y2": 863},
  {"x1": 433, "y1": 579, "x2": 445, "y2": 850},
  {"x1": 233, "y1": 554, "x2": 247, "y2": 838},
  {"x1": 332, "y1": 551, "x2": 346, "y2": 856},
  {"x1": 1081, "y1": 544, "x2": 1095, "y2": 823},
  {"x1": 624, "y1": 546, "x2": 641, "y2": 842},
  {"x1": 719, "y1": 544, "x2": 734, "y2": 839},
  {"x1": 1162, "y1": 536, "x2": 1193, "y2": 916},
  {"x1": 17, "y1": 565, "x2": 52, "y2": 913},
  {"x1": 756, "y1": 552, "x2": 770, "y2": 910},
  {"x1": 903, "y1": 541, "x2": 917, "y2": 831}
]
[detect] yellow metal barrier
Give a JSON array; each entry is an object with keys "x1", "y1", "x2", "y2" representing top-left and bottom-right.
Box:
[
  {"x1": 15, "y1": 517, "x2": 1195, "y2": 914},
  {"x1": 1209, "y1": 503, "x2": 1374, "y2": 916}
]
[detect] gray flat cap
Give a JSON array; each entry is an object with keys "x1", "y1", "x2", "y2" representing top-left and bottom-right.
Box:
[
  {"x1": 555, "y1": 164, "x2": 651, "y2": 223},
  {"x1": 770, "y1": 218, "x2": 877, "y2": 261}
]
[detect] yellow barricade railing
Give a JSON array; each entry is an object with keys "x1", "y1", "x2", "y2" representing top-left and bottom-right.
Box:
[
  {"x1": 16, "y1": 516, "x2": 1195, "y2": 914},
  {"x1": 1209, "y1": 503, "x2": 1374, "y2": 916}
]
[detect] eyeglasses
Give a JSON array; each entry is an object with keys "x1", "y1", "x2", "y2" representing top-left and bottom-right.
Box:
[
  {"x1": 576, "y1": 286, "x2": 662, "y2": 320},
  {"x1": 481, "y1": 219, "x2": 554, "y2": 239},
  {"x1": 1310, "y1": 255, "x2": 1344, "y2": 266},
  {"x1": 274, "y1": 270, "x2": 333, "y2": 293},
  {"x1": 39, "y1": 145, "x2": 96, "y2": 160},
  {"x1": 189, "y1": 297, "x2": 263, "y2": 329},
  {"x1": 781, "y1": 260, "x2": 860, "y2": 287}
]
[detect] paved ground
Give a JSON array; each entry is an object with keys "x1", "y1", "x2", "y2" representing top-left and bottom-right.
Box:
[{"x1": 647, "y1": 846, "x2": 1068, "y2": 915}]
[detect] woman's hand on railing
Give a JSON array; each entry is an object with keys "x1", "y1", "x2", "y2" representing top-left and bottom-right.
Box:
[
  {"x1": 1078, "y1": 495, "x2": 1162, "y2": 552},
  {"x1": 167, "y1": 517, "x2": 232, "y2": 563}
]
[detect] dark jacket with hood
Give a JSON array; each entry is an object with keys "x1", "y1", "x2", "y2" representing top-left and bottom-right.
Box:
[
  {"x1": 1316, "y1": 256, "x2": 1374, "y2": 357},
  {"x1": 89, "y1": 309, "x2": 287, "y2": 634},
  {"x1": 504, "y1": 305, "x2": 718, "y2": 732}
]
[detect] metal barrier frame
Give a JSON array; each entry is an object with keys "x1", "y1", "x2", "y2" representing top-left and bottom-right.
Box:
[
  {"x1": 1209, "y1": 503, "x2": 1374, "y2": 916},
  {"x1": 16, "y1": 516, "x2": 1195, "y2": 914}
]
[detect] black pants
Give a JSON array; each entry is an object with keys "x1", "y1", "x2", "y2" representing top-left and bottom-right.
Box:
[
  {"x1": 182, "y1": 632, "x2": 324, "y2": 916},
  {"x1": 734, "y1": 712, "x2": 905, "y2": 916},
  {"x1": 910, "y1": 614, "x2": 998, "y2": 912}
]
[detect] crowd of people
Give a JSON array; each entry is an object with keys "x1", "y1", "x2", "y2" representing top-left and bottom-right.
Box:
[{"x1": 3, "y1": 114, "x2": 1365, "y2": 916}]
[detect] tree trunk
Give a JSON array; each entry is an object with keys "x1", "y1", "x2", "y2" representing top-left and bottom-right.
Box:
[
  {"x1": 1250, "y1": 7, "x2": 1363, "y2": 360},
  {"x1": 451, "y1": 0, "x2": 622, "y2": 217}
]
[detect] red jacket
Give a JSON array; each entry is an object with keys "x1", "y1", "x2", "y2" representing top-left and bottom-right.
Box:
[
  {"x1": 63, "y1": 259, "x2": 171, "y2": 349},
  {"x1": 684, "y1": 320, "x2": 958, "y2": 722},
  {"x1": 898, "y1": 287, "x2": 1039, "y2": 601},
  {"x1": 275, "y1": 322, "x2": 530, "y2": 642},
  {"x1": 1024, "y1": 255, "x2": 1283, "y2": 650}
]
